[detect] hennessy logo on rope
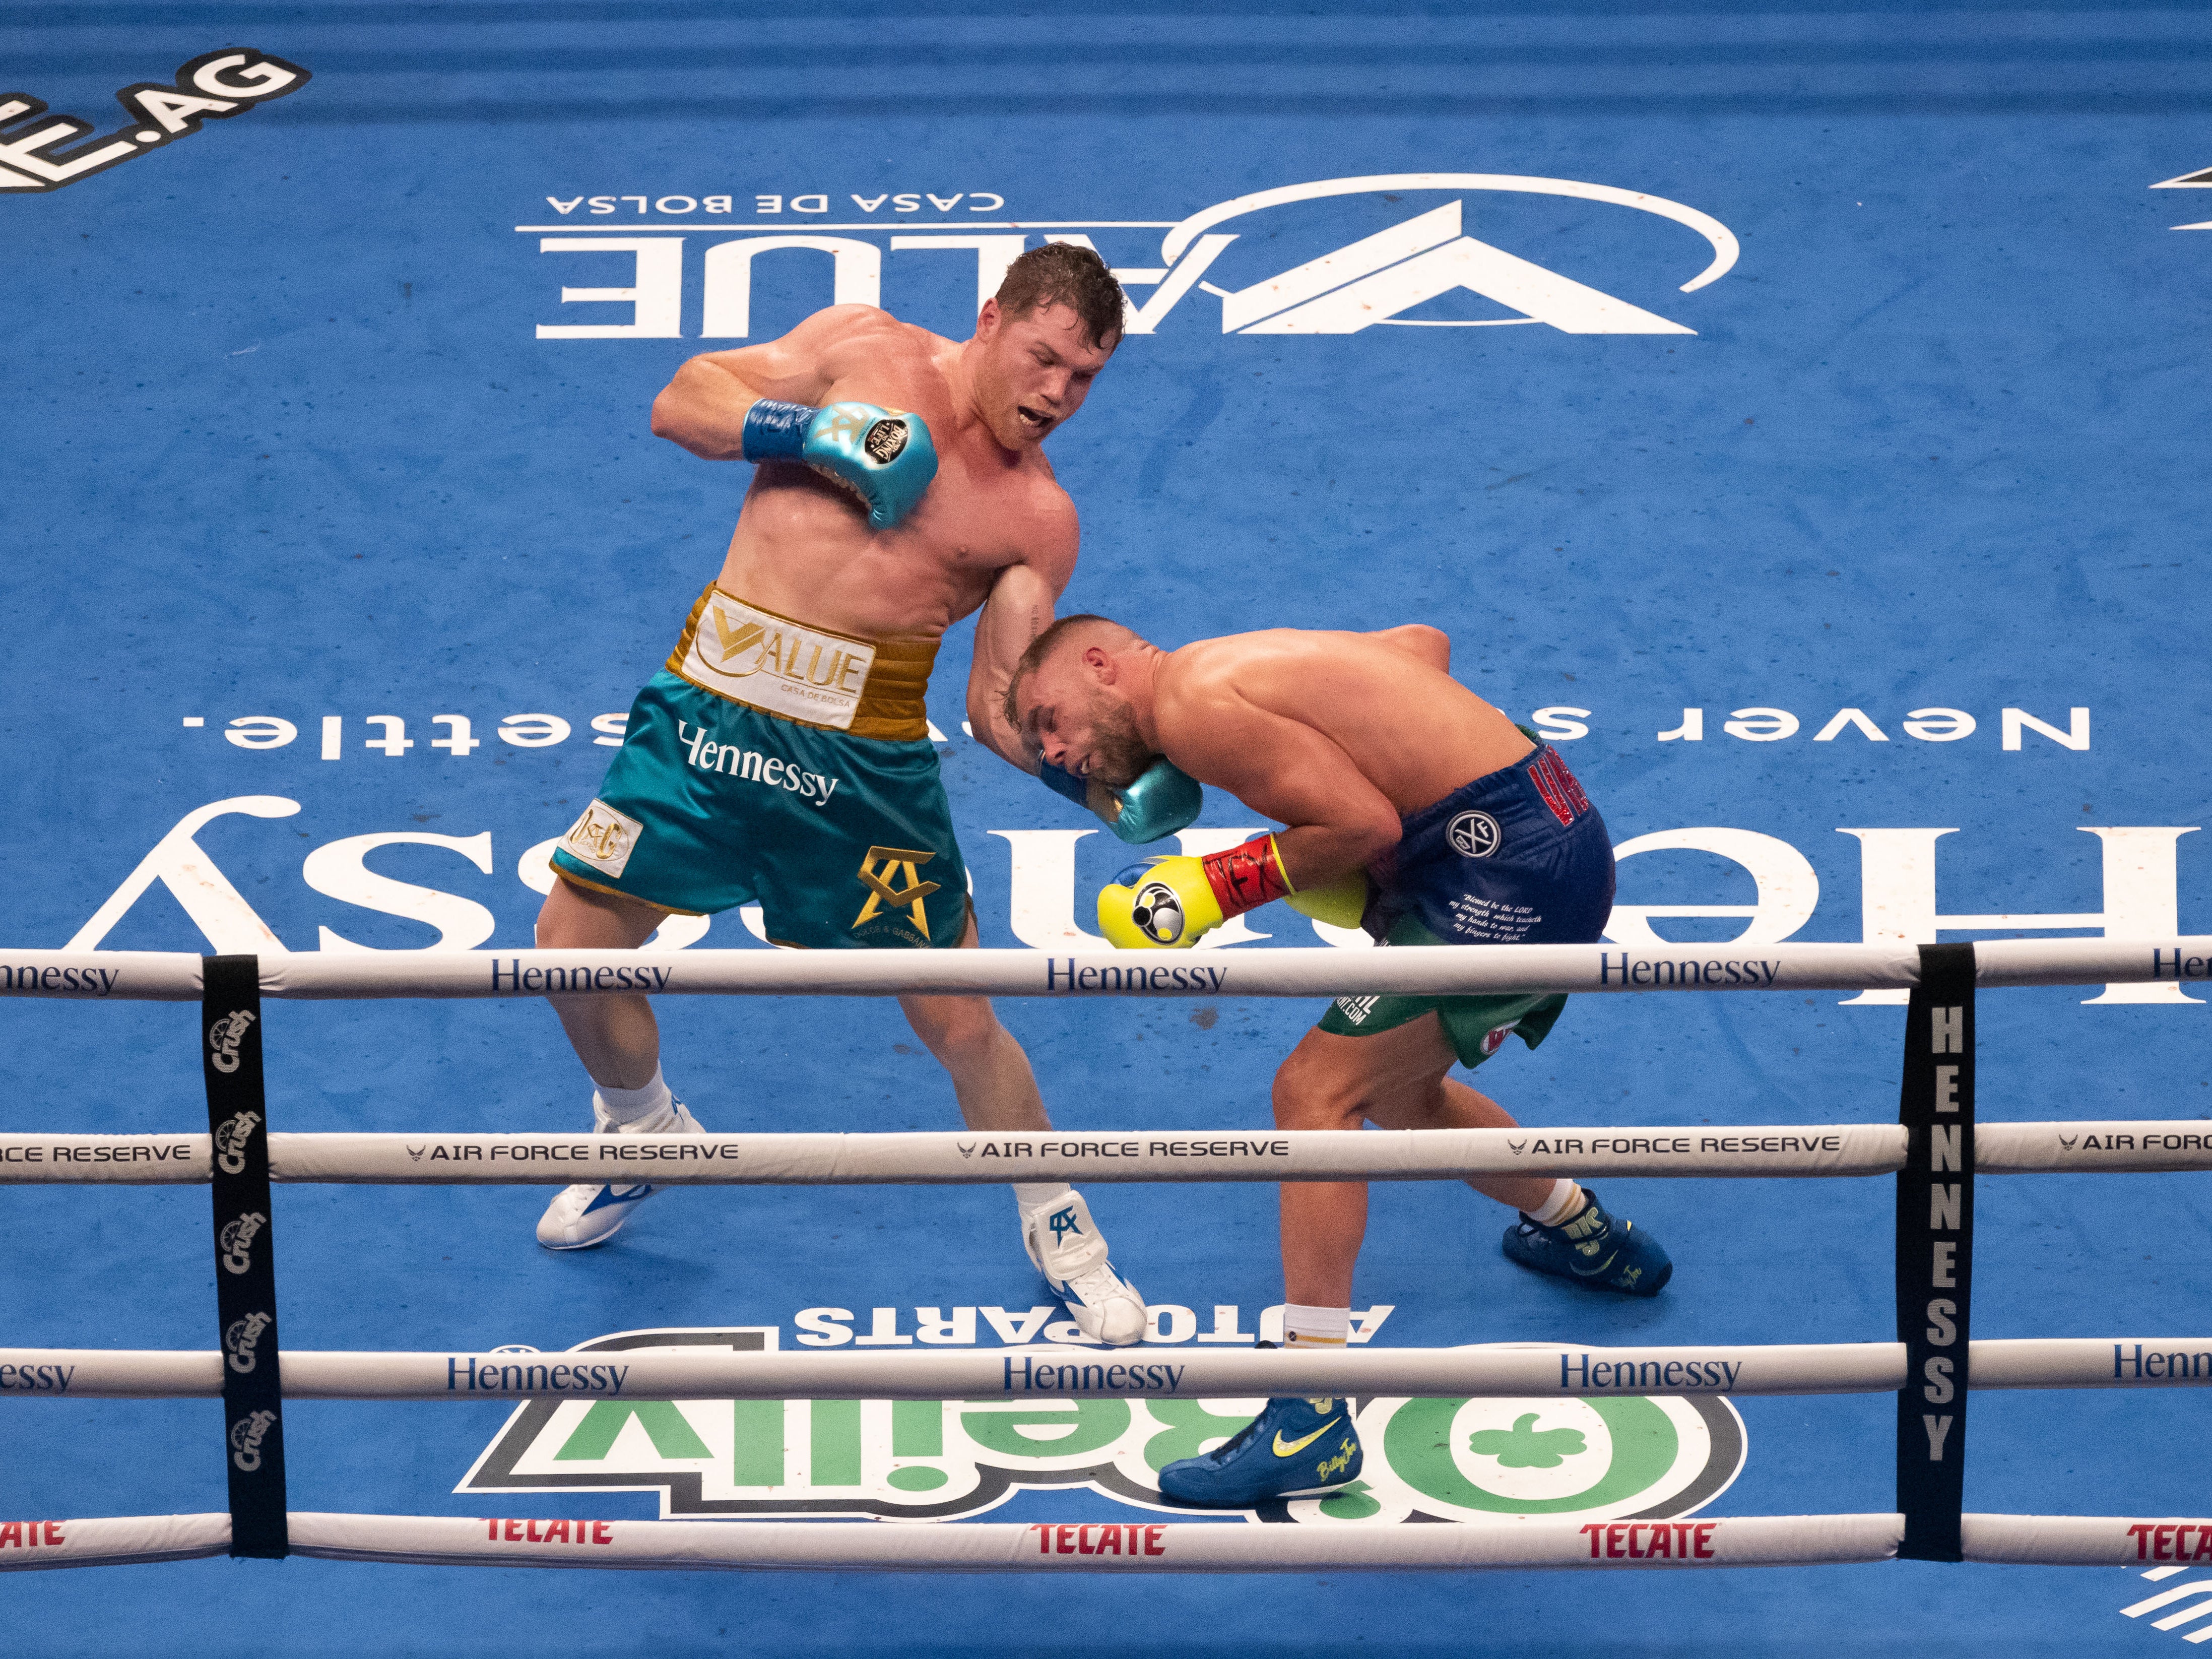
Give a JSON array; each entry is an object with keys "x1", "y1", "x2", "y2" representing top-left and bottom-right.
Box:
[{"x1": 853, "y1": 846, "x2": 941, "y2": 940}]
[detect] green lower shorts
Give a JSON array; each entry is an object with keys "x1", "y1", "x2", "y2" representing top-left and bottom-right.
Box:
[
  {"x1": 1316, "y1": 914, "x2": 1570, "y2": 1067},
  {"x1": 549, "y1": 670, "x2": 968, "y2": 950}
]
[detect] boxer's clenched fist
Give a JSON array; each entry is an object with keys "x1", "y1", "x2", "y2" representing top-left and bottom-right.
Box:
[
  {"x1": 1038, "y1": 754, "x2": 1203, "y2": 845},
  {"x1": 740, "y1": 398, "x2": 938, "y2": 530},
  {"x1": 1097, "y1": 834, "x2": 1292, "y2": 949}
]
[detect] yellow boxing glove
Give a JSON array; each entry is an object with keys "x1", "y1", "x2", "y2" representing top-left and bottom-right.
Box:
[
  {"x1": 1285, "y1": 866, "x2": 1370, "y2": 931},
  {"x1": 1097, "y1": 835, "x2": 1292, "y2": 949}
]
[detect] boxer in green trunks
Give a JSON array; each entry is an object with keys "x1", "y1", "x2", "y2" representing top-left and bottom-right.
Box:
[{"x1": 531, "y1": 246, "x2": 1173, "y2": 1347}]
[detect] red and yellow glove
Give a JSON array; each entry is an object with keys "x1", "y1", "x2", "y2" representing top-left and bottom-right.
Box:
[{"x1": 1097, "y1": 835, "x2": 1293, "y2": 949}]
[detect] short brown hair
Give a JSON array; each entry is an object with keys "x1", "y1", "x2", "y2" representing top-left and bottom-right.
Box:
[
  {"x1": 994, "y1": 244, "x2": 1125, "y2": 350},
  {"x1": 1002, "y1": 613, "x2": 1118, "y2": 732}
]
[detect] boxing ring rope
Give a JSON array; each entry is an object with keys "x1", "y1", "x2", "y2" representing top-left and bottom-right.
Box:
[
  {"x1": 4, "y1": 1120, "x2": 2209, "y2": 1185},
  {"x1": 4, "y1": 937, "x2": 2209, "y2": 1572},
  {"x1": 5, "y1": 935, "x2": 2208, "y2": 999},
  {"x1": 5, "y1": 1335, "x2": 2208, "y2": 1399},
  {"x1": 15, "y1": 1509, "x2": 2212, "y2": 1574}
]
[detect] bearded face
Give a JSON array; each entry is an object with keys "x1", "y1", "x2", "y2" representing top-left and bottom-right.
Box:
[{"x1": 1082, "y1": 683, "x2": 1154, "y2": 789}]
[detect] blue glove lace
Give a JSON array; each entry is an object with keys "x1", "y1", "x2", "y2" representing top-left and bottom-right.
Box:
[{"x1": 739, "y1": 400, "x2": 814, "y2": 462}]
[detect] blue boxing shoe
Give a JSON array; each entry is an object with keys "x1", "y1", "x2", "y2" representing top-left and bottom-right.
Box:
[
  {"x1": 1157, "y1": 1377, "x2": 1363, "y2": 1508},
  {"x1": 1502, "y1": 1186, "x2": 1672, "y2": 1296}
]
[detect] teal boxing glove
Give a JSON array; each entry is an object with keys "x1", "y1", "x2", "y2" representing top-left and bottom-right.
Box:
[
  {"x1": 1038, "y1": 756, "x2": 1203, "y2": 845},
  {"x1": 740, "y1": 399, "x2": 938, "y2": 530}
]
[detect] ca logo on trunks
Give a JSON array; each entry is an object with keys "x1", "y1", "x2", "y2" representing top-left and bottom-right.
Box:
[
  {"x1": 562, "y1": 800, "x2": 643, "y2": 878},
  {"x1": 854, "y1": 846, "x2": 942, "y2": 942},
  {"x1": 1448, "y1": 810, "x2": 1503, "y2": 859}
]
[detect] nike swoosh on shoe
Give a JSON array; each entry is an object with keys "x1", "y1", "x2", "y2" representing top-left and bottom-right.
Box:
[{"x1": 1273, "y1": 1419, "x2": 1340, "y2": 1458}]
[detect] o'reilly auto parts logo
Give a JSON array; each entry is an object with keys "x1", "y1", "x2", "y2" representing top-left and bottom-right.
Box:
[
  {"x1": 460, "y1": 1326, "x2": 1743, "y2": 1524},
  {"x1": 525, "y1": 172, "x2": 1738, "y2": 342},
  {"x1": 0, "y1": 51, "x2": 309, "y2": 193}
]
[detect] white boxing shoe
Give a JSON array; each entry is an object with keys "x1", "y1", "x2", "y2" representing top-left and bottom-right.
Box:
[
  {"x1": 1023, "y1": 1190, "x2": 1147, "y2": 1347},
  {"x1": 535, "y1": 1097, "x2": 705, "y2": 1251}
]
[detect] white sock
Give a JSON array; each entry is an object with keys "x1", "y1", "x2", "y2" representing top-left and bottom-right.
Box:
[
  {"x1": 594, "y1": 1065, "x2": 673, "y2": 1127},
  {"x1": 1528, "y1": 1179, "x2": 1586, "y2": 1227},
  {"x1": 1284, "y1": 1304, "x2": 1351, "y2": 1347},
  {"x1": 1015, "y1": 1182, "x2": 1072, "y2": 1215}
]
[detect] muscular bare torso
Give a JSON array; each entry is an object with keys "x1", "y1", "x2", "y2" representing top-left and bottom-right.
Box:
[
  {"x1": 714, "y1": 317, "x2": 1072, "y2": 641},
  {"x1": 1155, "y1": 629, "x2": 1535, "y2": 817}
]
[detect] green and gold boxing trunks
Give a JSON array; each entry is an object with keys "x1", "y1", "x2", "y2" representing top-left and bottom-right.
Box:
[{"x1": 549, "y1": 586, "x2": 968, "y2": 950}]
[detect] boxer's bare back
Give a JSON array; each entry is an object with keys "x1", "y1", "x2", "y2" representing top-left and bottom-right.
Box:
[
  {"x1": 1149, "y1": 628, "x2": 1535, "y2": 818},
  {"x1": 1021, "y1": 624, "x2": 1536, "y2": 889},
  {"x1": 650, "y1": 300, "x2": 1113, "y2": 756}
]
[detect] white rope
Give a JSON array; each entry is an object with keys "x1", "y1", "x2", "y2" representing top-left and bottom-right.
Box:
[
  {"x1": 5, "y1": 1336, "x2": 2205, "y2": 1401},
  {"x1": 289, "y1": 1510, "x2": 1903, "y2": 1571},
  {"x1": 2, "y1": 936, "x2": 2208, "y2": 1001},
  {"x1": 1962, "y1": 1514, "x2": 2212, "y2": 1566},
  {"x1": 10, "y1": 1509, "x2": 2198, "y2": 1572},
  {"x1": 7, "y1": 1120, "x2": 2209, "y2": 1186},
  {"x1": 0, "y1": 1509, "x2": 1900, "y2": 1572},
  {"x1": 0, "y1": 1512, "x2": 228, "y2": 1572}
]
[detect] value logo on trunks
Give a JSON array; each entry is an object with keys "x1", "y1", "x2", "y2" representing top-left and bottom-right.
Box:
[
  {"x1": 854, "y1": 846, "x2": 941, "y2": 942},
  {"x1": 1448, "y1": 810, "x2": 1503, "y2": 859},
  {"x1": 682, "y1": 594, "x2": 877, "y2": 730}
]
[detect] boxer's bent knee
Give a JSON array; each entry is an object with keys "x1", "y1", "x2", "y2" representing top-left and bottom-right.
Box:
[
  {"x1": 900, "y1": 993, "x2": 1005, "y2": 1065},
  {"x1": 1272, "y1": 1035, "x2": 1376, "y2": 1131}
]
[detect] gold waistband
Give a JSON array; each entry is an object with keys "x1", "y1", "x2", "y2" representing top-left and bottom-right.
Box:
[{"x1": 666, "y1": 584, "x2": 939, "y2": 741}]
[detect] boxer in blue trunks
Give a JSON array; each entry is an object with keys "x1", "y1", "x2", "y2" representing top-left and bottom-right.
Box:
[{"x1": 1004, "y1": 615, "x2": 1672, "y2": 1505}]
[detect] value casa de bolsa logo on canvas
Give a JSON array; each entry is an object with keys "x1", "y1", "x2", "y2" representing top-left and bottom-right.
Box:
[
  {"x1": 524, "y1": 172, "x2": 1740, "y2": 341},
  {"x1": 459, "y1": 1323, "x2": 1745, "y2": 1525}
]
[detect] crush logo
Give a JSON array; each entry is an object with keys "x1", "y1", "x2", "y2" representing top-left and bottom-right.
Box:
[
  {"x1": 0, "y1": 51, "x2": 309, "y2": 194},
  {"x1": 224, "y1": 1310, "x2": 272, "y2": 1374},
  {"x1": 213, "y1": 1108, "x2": 262, "y2": 1173},
  {"x1": 219, "y1": 1210, "x2": 267, "y2": 1275},
  {"x1": 461, "y1": 1327, "x2": 1743, "y2": 1524},
  {"x1": 229, "y1": 1409, "x2": 277, "y2": 1473},
  {"x1": 207, "y1": 1009, "x2": 256, "y2": 1075},
  {"x1": 527, "y1": 171, "x2": 1737, "y2": 342}
]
